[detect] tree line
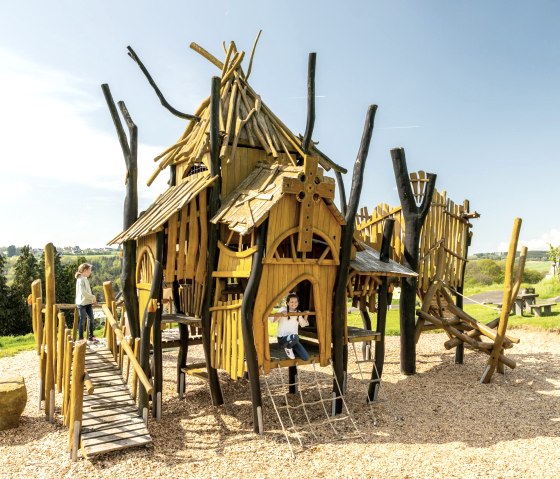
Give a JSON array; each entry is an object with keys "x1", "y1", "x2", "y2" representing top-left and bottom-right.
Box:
[{"x1": 0, "y1": 246, "x2": 122, "y2": 336}]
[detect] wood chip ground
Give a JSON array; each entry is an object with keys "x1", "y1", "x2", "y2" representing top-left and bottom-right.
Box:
[{"x1": 1, "y1": 330, "x2": 559, "y2": 478}]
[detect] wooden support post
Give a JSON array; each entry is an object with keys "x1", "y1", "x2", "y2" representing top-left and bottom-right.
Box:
[
  {"x1": 101, "y1": 83, "x2": 140, "y2": 339},
  {"x1": 332, "y1": 105, "x2": 377, "y2": 414},
  {"x1": 56, "y1": 312, "x2": 65, "y2": 393},
  {"x1": 62, "y1": 332, "x2": 73, "y2": 425},
  {"x1": 44, "y1": 243, "x2": 56, "y2": 422},
  {"x1": 68, "y1": 341, "x2": 86, "y2": 461},
  {"x1": 152, "y1": 279, "x2": 163, "y2": 421},
  {"x1": 391, "y1": 148, "x2": 436, "y2": 375},
  {"x1": 480, "y1": 218, "x2": 522, "y2": 384},
  {"x1": 173, "y1": 280, "x2": 188, "y2": 398},
  {"x1": 131, "y1": 337, "x2": 141, "y2": 402},
  {"x1": 200, "y1": 76, "x2": 224, "y2": 407},
  {"x1": 241, "y1": 220, "x2": 268, "y2": 433},
  {"x1": 455, "y1": 200, "x2": 473, "y2": 364},
  {"x1": 288, "y1": 366, "x2": 298, "y2": 395},
  {"x1": 138, "y1": 231, "x2": 163, "y2": 418},
  {"x1": 369, "y1": 218, "x2": 394, "y2": 402},
  {"x1": 103, "y1": 282, "x2": 116, "y2": 358},
  {"x1": 31, "y1": 280, "x2": 42, "y2": 355}
]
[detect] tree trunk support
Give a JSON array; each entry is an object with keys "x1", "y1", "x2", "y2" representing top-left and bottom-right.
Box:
[
  {"x1": 332, "y1": 105, "x2": 377, "y2": 415},
  {"x1": 241, "y1": 221, "x2": 268, "y2": 433},
  {"x1": 368, "y1": 218, "x2": 394, "y2": 401},
  {"x1": 391, "y1": 148, "x2": 436, "y2": 375},
  {"x1": 101, "y1": 84, "x2": 140, "y2": 340},
  {"x1": 200, "y1": 76, "x2": 224, "y2": 407}
]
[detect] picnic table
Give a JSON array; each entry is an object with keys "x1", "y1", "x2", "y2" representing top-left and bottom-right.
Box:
[{"x1": 514, "y1": 293, "x2": 538, "y2": 315}]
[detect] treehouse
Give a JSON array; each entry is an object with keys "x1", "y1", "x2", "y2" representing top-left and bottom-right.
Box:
[{"x1": 105, "y1": 39, "x2": 419, "y2": 433}]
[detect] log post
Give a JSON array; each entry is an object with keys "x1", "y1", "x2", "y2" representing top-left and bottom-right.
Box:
[
  {"x1": 332, "y1": 105, "x2": 377, "y2": 414},
  {"x1": 301, "y1": 52, "x2": 316, "y2": 155},
  {"x1": 480, "y1": 218, "x2": 522, "y2": 384},
  {"x1": 101, "y1": 83, "x2": 140, "y2": 339},
  {"x1": 44, "y1": 243, "x2": 56, "y2": 422},
  {"x1": 68, "y1": 340, "x2": 86, "y2": 461},
  {"x1": 241, "y1": 220, "x2": 268, "y2": 433},
  {"x1": 368, "y1": 218, "x2": 394, "y2": 401},
  {"x1": 200, "y1": 76, "x2": 224, "y2": 407},
  {"x1": 172, "y1": 280, "x2": 188, "y2": 398},
  {"x1": 138, "y1": 231, "x2": 164, "y2": 421},
  {"x1": 391, "y1": 148, "x2": 436, "y2": 375},
  {"x1": 455, "y1": 200, "x2": 472, "y2": 364},
  {"x1": 152, "y1": 275, "x2": 163, "y2": 421}
]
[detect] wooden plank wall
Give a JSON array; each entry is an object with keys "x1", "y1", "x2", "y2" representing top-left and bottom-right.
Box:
[
  {"x1": 356, "y1": 172, "x2": 470, "y2": 294},
  {"x1": 160, "y1": 192, "x2": 208, "y2": 318},
  {"x1": 209, "y1": 299, "x2": 245, "y2": 379}
]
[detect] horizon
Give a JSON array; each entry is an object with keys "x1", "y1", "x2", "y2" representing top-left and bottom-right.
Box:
[{"x1": 1, "y1": 2, "x2": 559, "y2": 254}]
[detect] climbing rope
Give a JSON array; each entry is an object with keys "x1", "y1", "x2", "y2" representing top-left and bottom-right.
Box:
[
  {"x1": 442, "y1": 282, "x2": 502, "y2": 312},
  {"x1": 261, "y1": 361, "x2": 364, "y2": 457}
]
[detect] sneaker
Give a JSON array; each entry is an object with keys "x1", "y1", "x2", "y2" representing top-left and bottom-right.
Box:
[
  {"x1": 285, "y1": 348, "x2": 295, "y2": 359},
  {"x1": 88, "y1": 336, "x2": 99, "y2": 344}
]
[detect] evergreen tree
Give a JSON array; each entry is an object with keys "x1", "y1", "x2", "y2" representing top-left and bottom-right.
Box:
[
  {"x1": 0, "y1": 253, "x2": 12, "y2": 335},
  {"x1": 7, "y1": 245, "x2": 38, "y2": 335}
]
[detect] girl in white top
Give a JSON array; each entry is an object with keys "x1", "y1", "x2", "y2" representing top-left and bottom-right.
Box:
[
  {"x1": 75, "y1": 263, "x2": 97, "y2": 341},
  {"x1": 270, "y1": 293, "x2": 309, "y2": 360}
]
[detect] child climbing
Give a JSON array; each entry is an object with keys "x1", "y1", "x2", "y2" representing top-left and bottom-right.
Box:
[
  {"x1": 75, "y1": 263, "x2": 98, "y2": 342},
  {"x1": 270, "y1": 292, "x2": 310, "y2": 360}
]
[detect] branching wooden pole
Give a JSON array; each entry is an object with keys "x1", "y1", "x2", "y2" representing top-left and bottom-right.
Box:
[
  {"x1": 332, "y1": 105, "x2": 377, "y2": 414},
  {"x1": 101, "y1": 84, "x2": 140, "y2": 340},
  {"x1": 200, "y1": 76, "x2": 224, "y2": 407},
  {"x1": 335, "y1": 171, "x2": 347, "y2": 218},
  {"x1": 301, "y1": 52, "x2": 316, "y2": 154},
  {"x1": 369, "y1": 218, "x2": 394, "y2": 401},
  {"x1": 241, "y1": 220, "x2": 268, "y2": 434},
  {"x1": 127, "y1": 46, "x2": 200, "y2": 121},
  {"x1": 391, "y1": 147, "x2": 436, "y2": 375}
]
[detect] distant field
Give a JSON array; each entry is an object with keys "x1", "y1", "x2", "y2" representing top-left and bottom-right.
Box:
[{"x1": 524, "y1": 261, "x2": 553, "y2": 273}]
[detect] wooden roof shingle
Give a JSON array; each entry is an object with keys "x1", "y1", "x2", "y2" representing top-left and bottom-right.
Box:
[{"x1": 108, "y1": 173, "x2": 217, "y2": 245}]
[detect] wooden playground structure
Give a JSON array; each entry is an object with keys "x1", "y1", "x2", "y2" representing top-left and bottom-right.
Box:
[
  {"x1": 356, "y1": 171, "x2": 525, "y2": 383},
  {"x1": 30, "y1": 35, "x2": 527, "y2": 460}
]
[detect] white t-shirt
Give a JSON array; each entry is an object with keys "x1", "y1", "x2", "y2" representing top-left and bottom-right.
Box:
[{"x1": 274, "y1": 306, "x2": 301, "y2": 338}]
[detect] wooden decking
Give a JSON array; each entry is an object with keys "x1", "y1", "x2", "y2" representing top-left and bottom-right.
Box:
[{"x1": 81, "y1": 346, "x2": 152, "y2": 459}]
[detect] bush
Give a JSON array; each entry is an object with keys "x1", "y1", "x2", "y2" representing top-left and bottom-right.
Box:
[
  {"x1": 522, "y1": 269, "x2": 545, "y2": 284},
  {"x1": 465, "y1": 259, "x2": 504, "y2": 286}
]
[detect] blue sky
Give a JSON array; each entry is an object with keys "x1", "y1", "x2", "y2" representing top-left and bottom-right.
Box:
[{"x1": 1, "y1": 1, "x2": 558, "y2": 253}]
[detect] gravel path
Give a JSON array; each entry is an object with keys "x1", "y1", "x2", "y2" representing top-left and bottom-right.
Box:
[{"x1": 1, "y1": 330, "x2": 559, "y2": 479}]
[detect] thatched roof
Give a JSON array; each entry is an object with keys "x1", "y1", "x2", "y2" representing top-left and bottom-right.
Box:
[
  {"x1": 351, "y1": 240, "x2": 417, "y2": 277},
  {"x1": 211, "y1": 163, "x2": 344, "y2": 236},
  {"x1": 108, "y1": 173, "x2": 216, "y2": 245},
  {"x1": 147, "y1": 41, "x2": 346, "y2": 187}
]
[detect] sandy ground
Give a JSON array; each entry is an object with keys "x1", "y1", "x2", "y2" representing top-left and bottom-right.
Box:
[{"x1": 1, "y1": 330, "x2": 559, "y2": 479}]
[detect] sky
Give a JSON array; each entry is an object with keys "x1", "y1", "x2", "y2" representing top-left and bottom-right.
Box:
[{"x1": 0, "y1": 1, "x2": 558, "y2": 253}]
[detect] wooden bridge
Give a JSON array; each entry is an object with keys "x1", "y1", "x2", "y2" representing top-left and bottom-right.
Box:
[{"x1": 81, "y1": 345, "x2": 151, "y2": 459}]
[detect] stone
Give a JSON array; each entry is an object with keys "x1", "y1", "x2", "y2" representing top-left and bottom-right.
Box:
[{"x1": 0, "y1": 376, "x2": 27, "y2": 430}]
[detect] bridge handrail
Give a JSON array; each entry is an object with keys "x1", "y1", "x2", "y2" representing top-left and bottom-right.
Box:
[{"x1": 102, "y1": 304, "x2": 154, "y2": 396}]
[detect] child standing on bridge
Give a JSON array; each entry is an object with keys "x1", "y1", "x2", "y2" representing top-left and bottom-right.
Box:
[
  {"x1": 75, "y1": 263, "x2": 97, "y2": 342},
  {"x1": 270, "y1": 292, "x2": 310, "y2": 361}
]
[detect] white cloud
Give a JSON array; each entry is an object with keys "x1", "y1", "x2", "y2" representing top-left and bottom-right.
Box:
[
  {"x1": 0, "y1": 47, "x2": 168, "y2": 201},
  {"x1": 497, "y1": 229, "x2": 560, "y2": 252}
]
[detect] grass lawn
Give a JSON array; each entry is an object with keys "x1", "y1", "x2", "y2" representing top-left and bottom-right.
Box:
[{"x1": 0, "y1": 333, "x2": 36, "y2": 358}]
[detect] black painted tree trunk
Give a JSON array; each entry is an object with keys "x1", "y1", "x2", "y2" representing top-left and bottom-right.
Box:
[
  {"x1": 390, "y1": 148, "x2": 436, "y2": 375},
  {"x1": 101, "y1": 84, "x2": 140, "y2": 339},
  {"x1": 332, "y1": 105, "x2": 377, "y2": 414}
]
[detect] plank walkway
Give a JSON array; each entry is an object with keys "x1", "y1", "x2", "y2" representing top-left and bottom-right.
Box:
[{"x1": 81, "y1": 346, "x2": 152, "y2": 459}]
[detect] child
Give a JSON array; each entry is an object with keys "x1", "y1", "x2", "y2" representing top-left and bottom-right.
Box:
[
  {"x1": 75, "y1": 263, "x2": 97, "y2": 342},
  {"x1": 270, "y1": 293, "x2": 310, "y2": 361}
]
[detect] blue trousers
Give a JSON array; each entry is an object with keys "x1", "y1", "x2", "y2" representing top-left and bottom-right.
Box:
[
  {"x1": 278, "y1": 334, "x2": 310, "y2": 361},
  {"x1": 77, "y1": 304, "x2": 94, "y2": 340}
]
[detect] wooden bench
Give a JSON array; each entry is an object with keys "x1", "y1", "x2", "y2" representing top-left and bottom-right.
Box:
[{"x1": 528, "y1": 302, "x2": 556, "y2": 317}]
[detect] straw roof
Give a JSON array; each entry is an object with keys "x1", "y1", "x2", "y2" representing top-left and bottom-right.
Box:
[
  {"x1": 211, "y1": 163, "x2": 344, "y2": 236},
  {"x1": 147, "y1": 41, "x2": 346, "y2": 187},
  {"x1": 351, "y1": 240, "x2": 417, "y2": 277},
  {"x1": 108, "y1": 173, "x2": 216, "y2": 245}
]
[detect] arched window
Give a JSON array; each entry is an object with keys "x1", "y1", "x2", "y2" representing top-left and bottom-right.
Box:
[{"x1": 268, "y1": 227, "x2": 339, "y2": 265}]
